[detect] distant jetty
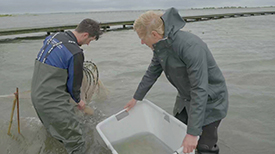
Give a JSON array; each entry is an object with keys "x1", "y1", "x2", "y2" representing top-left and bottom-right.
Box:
[
  {"x1": 0, "y1": 11, "x2": 274, "y2": 39},
  {"x1": 0, "y1": 14, "x2": 12, "y2": 17}
]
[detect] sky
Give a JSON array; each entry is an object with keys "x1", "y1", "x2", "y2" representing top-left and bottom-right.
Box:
[{"x1": 0, "y1": 0, "x2": 275, "y2": 14}]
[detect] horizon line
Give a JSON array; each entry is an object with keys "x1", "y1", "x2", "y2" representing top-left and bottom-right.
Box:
[{"x1": 0, "y1": 5, "x2": 274, "y2": 16}]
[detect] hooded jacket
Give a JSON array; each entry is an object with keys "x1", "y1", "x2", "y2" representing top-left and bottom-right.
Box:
[{"x1": 133, "y1": 8, "x2": 228, "y2": 136}]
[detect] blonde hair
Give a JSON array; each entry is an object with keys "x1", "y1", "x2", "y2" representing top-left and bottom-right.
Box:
[{"x1": 133, "y1": 11, "x2": 164, "y2": 38}]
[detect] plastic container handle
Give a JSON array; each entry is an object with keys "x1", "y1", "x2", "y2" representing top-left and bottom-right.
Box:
[
  {"x1": 173, "y1": 147, "x2": 183, "y2": 154},
  {"x1": 115, "y1": 109, "x2": 129, "y2": 121},
  {"x1": 173, "y1": 146, "x2": 195, "y2": 154}
]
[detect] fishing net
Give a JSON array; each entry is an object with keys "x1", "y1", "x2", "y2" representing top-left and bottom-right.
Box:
[{"x1": 81, "y1": 60, "x2": 109, "y2": 103}]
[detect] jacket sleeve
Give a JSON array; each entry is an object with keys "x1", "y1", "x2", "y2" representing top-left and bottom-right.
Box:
[
  {"x1": 179, "y1": 43, "x2": 209, "y2": 136},
  {"x1": 67, "y1": 52, "x2": 84, "y2": 103},
  {"x1": 133, "y1": 53, "x2": 163, "y2": 100}
]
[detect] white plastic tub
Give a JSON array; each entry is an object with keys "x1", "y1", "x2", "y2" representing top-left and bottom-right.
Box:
[{"x1": 96, "y1": 99, "x2": 195, "y2": 154}]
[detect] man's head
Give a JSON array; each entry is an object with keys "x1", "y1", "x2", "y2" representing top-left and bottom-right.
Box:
[
  {"x1": 133, "y1": 11, "x2": 164, "y2": 49},
  {"x1": 74, "y1": 18, "x2": 103, "y2": 45}
]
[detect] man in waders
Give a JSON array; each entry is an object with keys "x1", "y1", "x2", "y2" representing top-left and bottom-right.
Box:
[
  {"x1": 31, "y1": 18, "x2": 102, "y2": 154},
  {"x1": 124, "y1": 8, "x2": 229, "y2": 154}
]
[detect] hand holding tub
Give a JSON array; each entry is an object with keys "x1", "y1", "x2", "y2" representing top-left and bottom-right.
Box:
[
  {"x1": 182, "y1": 134, "x2": 198, "y2": 153},
  {"x1": 124, "y1": 98, "x2": 137, "y2": 111}
]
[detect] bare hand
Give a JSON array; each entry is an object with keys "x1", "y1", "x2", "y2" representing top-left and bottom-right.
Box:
[
  {"x1": 182, "y1": 134, "x2": 198, "y2": 153},
  {"x1": 78, "y1": 100, "x2": 86, "y2": 110},
  {"x1": 124, "y1": 98, "x2": 137, "y2": 111}
]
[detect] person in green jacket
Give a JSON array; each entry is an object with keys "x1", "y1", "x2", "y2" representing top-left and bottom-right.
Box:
[{"x1": 124, "y1": 7, "x2": 228, "y2": 154}]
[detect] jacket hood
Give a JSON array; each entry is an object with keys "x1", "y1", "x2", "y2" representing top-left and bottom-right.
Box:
[{"x1": 161, "y1": 7, "x2": 186, "y2": 38}]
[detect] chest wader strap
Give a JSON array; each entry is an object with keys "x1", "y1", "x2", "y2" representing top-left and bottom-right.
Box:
[
  {"x1": 37, "y1": 32, "x2": 77, "y2": 63},
  {"x1": 37, "y1": 32, "x2": 60, "y2": 61},
  {"x1": 42, "y1": 40, "x2": 77, "y2": 63},
  {"x1": 42, "y1": 42, "x2": 63, "y2": 63}
]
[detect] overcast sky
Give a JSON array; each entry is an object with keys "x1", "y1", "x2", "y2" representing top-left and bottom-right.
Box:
[{"x1": 0, "y1": 0, "x2": 275, "y2": 14}]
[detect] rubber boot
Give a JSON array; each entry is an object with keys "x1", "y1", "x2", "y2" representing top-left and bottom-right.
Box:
[{"x1": 196, "y1": 144, "x2": 219, "y2": 154}]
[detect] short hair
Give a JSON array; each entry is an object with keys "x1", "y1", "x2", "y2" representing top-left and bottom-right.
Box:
[
  {"x1": 75, "y1": 18, "x2": 103, "y2": 40},
  {"x1": 133, "y1": 11, "x2": 164, "y2": 38}
]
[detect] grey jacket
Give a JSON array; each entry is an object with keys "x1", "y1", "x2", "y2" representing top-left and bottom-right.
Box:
[{"x1": 133, "y1": 8, "x2": 229, "y2": 136}]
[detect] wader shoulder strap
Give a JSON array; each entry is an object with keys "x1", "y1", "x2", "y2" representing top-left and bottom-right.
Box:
[
  {"x1": 37, "y1": 32, "x2": 77, "y2": 63},
  {"x1": 37, "y1": 32, "x2": 60, "y2": 61},
  {"x1": 42, "y1": 41, "x2": 63, "y2": 63}
]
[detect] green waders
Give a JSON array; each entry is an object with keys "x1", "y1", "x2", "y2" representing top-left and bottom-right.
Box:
[{"x1": 31, "y1": 37, "x2": 85, "y2": 154}]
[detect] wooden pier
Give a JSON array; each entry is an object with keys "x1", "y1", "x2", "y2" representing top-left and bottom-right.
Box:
[
  {"x1": 0, "y1": 11, "x2": 274, "y2": 37},
  {"x1": 182, "y1": 11, "x2": 275, "y2": 22}
]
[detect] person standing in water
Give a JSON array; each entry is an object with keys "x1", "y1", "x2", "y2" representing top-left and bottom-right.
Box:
[
  {"x1": 31, "y1": 18, "x2": 102, "y2": 154},
  {"x1": 124, "y1": 8, "x2": 228, "y2": 154}
]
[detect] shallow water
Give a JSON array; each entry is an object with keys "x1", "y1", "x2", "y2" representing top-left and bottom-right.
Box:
[{"x1": 0, "y1": 9, "x2": 275, "y2": 154}]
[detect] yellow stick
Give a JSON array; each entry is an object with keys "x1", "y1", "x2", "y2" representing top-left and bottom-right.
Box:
[
  {"x1": 7, "y1": 98, "x2": 17, "y2": 136},
  {"x1": 16, "y1": 87, "x2": 20, "y2": 134}
]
